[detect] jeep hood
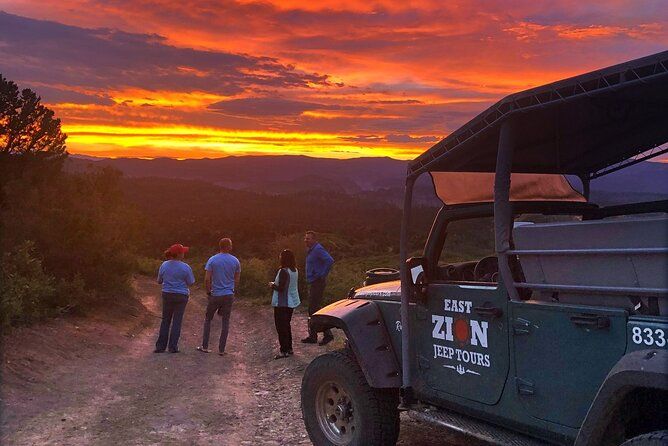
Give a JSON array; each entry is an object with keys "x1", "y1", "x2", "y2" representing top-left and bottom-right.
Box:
[{"x1": 353, "y1": 280, "x2": 401, "y2": 301}]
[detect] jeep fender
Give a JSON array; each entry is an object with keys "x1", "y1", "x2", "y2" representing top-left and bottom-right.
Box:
[
  {"x1": 575, "y1": 349, "x2": 668, "y2": 446},
  {"x1": 310, "y1": 299, "x2": 402, "y2": 388}
]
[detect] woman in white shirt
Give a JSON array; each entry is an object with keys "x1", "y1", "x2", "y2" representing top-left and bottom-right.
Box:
[{"x1": 269, "y1": 249, "x2": 301, "y2": 359}]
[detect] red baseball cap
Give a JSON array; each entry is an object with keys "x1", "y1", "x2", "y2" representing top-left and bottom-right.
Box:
[{"x1": 167, "y1": 243, "x2": 189, "y2": 255}]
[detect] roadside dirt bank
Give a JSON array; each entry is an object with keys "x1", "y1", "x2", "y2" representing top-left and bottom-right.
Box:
[{"x1": 1, "y1": 276, "x2": 481, "y2": 445}]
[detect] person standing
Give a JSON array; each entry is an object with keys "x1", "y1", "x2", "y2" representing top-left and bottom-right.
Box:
[
  {"x1": 269, "y1": 249, "x2": 301, "y2": 359},
  {"x1": 155, "y1": 243, "x2": 195, "y2": 353},
  {"x1": 198, "y1": 238, "x2": 240, "y2": 355},
  {"x1": 301, "y1": 231, "x2": 335, "y2": 345}
]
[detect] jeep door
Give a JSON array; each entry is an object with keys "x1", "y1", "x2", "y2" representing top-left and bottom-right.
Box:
[
  {"x1": 509, "y1": 213, "x2": 631, "y2": 428},
  {"x1": 414, "y1": 216, "x2": 510, "y2": 405},
  {"x1": 510, "y1": 301, "x2": 627, "y2": 428}
]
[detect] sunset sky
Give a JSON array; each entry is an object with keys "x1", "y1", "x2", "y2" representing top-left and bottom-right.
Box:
[{"x1": 1, "y1": 1, "x2": 667, "y2": 159}]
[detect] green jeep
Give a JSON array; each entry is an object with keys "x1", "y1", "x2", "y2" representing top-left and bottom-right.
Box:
[{"x1": 300, "y1": 51, "x2": 668, "y2": 446}]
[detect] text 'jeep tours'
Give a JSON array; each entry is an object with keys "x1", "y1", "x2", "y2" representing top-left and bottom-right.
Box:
[{"x1": 300, "y1": 51, "x2": 668, "y2": 446}]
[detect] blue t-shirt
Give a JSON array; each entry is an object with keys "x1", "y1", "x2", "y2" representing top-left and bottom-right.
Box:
[
  {"x1": 205, "y1": 253, "x2": 241, "y2": 296},
  {"x1": 158, "y1": 260, "x2": 195, "y2": 295}
]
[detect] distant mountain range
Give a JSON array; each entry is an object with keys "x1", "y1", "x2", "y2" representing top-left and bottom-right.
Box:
[
  {"x1": 68, "y1": 155, "x2": 405, "y2": 192},
  {"x1": 67, "y1": 155, "x2": 667, "y2": 206},
  {"x1": 585, "y1": 161, "x2": 668, "y2": 204}
]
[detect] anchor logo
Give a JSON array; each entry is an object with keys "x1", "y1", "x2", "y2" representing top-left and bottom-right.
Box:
[{"x1": 444, "y1": 363, "x2": 481, "y2": 376}]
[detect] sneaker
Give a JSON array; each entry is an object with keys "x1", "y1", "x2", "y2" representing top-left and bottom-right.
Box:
[
  {"x1": 218, "y1": 351, "x2": 226, "y2": 356},
  {"x1": 154, "y1": 349, "x2": 165, "y2": 353},
  {"x1": 319, "y1": 335, "x2": 334, "y2": 346},
  {"x1": 274, "y1": 352, "x2": 289, "y2": 360},
  {"x1": 301, "y1": 336, "x2": 317, "y2": 344},
  {"x1": 168, "y1": 349, "x2": 180, "y2": 354},
  {"x1": 197, "y1": 346, "x2": 212, "y2": 353}
]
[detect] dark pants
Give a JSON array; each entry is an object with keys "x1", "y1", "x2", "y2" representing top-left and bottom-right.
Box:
[
  {"x1": 202, "y1": 294, "x2": 233, "y2": 352},
  {"x1": 156, "y1": 292, "x2": 189, "y2": 352},
  {"x1": 274, "y1": 306, "x2": 294, "y2": 353},
  {"x1": 308, "y1": 277, "x2": 332, "y2": 338}
]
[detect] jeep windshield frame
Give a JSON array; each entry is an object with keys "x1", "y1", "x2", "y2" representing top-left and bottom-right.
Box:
[{"x1": 397, "y1": 51, "x2": 668, "y2": 402}]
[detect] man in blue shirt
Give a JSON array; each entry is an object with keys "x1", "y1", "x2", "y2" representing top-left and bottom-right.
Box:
[
  {"x1": 302, "y1": 230, "x2": 335, "y2": 345},
  {"x1": 198, "y1": 238, "x2": 241, "y2": 355}
]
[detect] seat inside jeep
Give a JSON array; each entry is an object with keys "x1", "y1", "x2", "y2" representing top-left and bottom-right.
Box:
[{"x1": 513, "y1": 214, "x2": 668, "y2": 315}]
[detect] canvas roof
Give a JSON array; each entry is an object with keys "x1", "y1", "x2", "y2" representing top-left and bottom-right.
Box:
[{"x1": 430, "y1": 172, "x2": 585, "y2": 205}]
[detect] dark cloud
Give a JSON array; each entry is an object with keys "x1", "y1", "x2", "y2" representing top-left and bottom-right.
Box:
[
  {"x1": 342, "y1": 134, "x2": 439, "y2": 144},
  {"x1": 27, "y1": 85, "x2": 114, "y2": 105},
  {"x1": 0, "y1": 11, "x2": 332, "y2": 95},
  {"x1": 384, "y1": 134, "x2": 439, "y2": 143},
  {"x1": 208, "y1": 97, "x2": 358, "y2": 117},
  {"x1": 295, "y1": 101, "x2": 488, "y2": 135},
  {"x1": 209, "y1": 97, "x2": 324, "y2": 117},
  {"x1": 365, "y1": 99, "x2": 423, "y2": 105},
  {"x1": 341, "y1": 135, "x2": 383, "y2": 143}
]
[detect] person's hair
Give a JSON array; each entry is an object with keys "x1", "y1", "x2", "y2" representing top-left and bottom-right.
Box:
[
  {"x1": 280, "y1": 249, "x2": 297, "y2": 272},
  {"x1": 164, "y1": 249, "x2": 175, "y2": 260},
  {"x1": 219, "y1": 238, "x2": 233, "y2": 252},
  {"x1": 305, "y1": 230, "x2": 316, "y2": 238}
]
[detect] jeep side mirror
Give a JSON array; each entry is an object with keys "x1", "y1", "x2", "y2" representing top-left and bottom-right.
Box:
[
  {"x1": 406, "y1": 257, "x2": 428, "y2": 286},
  {"x1": 406, "y1": 257, "x2": 428, "y2": 305}
]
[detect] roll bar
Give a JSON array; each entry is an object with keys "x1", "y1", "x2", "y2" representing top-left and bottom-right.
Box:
[
  {"x1": 399, "y1": 175, "x2": 415, "y2": 403},
  {"x1": 493, "y1": 120, "x2": 521, "y2": 301}
]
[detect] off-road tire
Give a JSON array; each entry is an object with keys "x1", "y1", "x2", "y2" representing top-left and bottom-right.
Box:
[
  {"x1": 621, "y1": 431, "x2": 668, "y2": 446},
  {"x1": 301, "y1": 348, "x2": 400, "y2": 446}
]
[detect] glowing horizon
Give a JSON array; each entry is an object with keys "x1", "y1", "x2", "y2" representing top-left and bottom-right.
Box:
[{"x1": 1, "y1": 2, "x2": 666, "y2": 159}]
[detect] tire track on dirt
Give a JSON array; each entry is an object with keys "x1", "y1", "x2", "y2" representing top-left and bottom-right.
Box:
[{"x1": 2, "y1": 276, "x2": 479, "y2": 445}]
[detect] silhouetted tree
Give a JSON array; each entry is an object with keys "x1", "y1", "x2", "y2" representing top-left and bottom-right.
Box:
[{"x1": 1, "y1": 74, "x2": 66, "y2": 158}]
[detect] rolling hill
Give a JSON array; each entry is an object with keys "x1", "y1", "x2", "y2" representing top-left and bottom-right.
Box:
[{"x1": 67, "y1": 155, "x2": 667, "y2": 206}]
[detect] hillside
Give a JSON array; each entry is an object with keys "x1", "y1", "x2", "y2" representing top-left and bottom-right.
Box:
[
  {"x1": 120, "y1": 176, "x2": 437, "y2": 259},
  {"x1": 68, "y1": 155, "x2": 407, "y2": 193},
  {"x1": 68, "y1": 155, "x2": 667, "y2": 206}
]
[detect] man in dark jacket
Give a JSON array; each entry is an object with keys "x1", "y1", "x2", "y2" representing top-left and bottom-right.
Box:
[{"x1": 302, "y1": 230, "x2": 335, "y2": 345}]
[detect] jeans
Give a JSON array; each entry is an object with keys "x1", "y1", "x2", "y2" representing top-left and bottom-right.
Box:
[
  {"x1": 156, "y1": 292, "x2": 189, "y2": 352},
  {"x1": 274, "y1": 306, "x2": 294, "y2": 353},
  {"x1": 202, "y1": 294, "x2": 233, "y2": 352},
  {"x1": 307, "y1": 277, "x2": 332, "y2": 338}
]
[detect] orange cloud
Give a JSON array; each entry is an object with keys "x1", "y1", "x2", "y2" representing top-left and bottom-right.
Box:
[{"x1": 1, "y1": 1, "x2": 666, "y2": 159}]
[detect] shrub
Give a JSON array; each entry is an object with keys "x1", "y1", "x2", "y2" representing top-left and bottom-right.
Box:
[
  {"x1": 136, "y1": 256, "x2": 163, "y2": 277},
  {"x1": 0, "y1": 241, "x2": 56, "y2": 328},
  {"x1": 1, "y1": 165, "x2": 141, "y2": 327},
  {"x1": 236, "y1": 257, "x2": 274, "y2": 304}
]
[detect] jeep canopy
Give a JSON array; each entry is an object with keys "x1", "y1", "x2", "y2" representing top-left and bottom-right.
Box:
[{"x1": 409, "y1": 51, "x2": 668, "y2": 178}]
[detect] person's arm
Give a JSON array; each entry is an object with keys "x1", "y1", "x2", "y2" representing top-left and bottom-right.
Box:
[
  {"x1": 234, "y1": 260, "x2": 241, "y2": 293},
  {"x1": 204, "y1": 257, "x2": 212, "y2": 295},
  {"x1": 271, "y1": 269, "x2": 288, "y2": 291},
  {"x1": 234, "y1": 271, "x2": 240, "y2": 293},
  {"x1": 318, "y1": 247, "x2": 335, "y2": 278},
  {"x1": 186, "y1": 265, "x2": 195, "y2": 286},
  {"x1": 205, "y1": 270, "x2": 212, "y2": 295},
  {"x1": 157, "y1": 263, "x2": 164, "y2": 284}
]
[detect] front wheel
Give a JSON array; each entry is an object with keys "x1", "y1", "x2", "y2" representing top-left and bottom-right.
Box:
[
  {"x1": 301, "y1": 348, "x2": 400, "y2": 446},
  {"x1": 621, "y1": 431, "x2": 668, "y2": 446}
]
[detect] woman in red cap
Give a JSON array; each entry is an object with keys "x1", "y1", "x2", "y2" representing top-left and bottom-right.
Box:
[{"x1": 155, "y1": 243, "x2": 195, "y2": 353}]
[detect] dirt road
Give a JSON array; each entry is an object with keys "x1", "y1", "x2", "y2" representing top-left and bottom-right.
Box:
[{"x1": 1, "y1": 277, "x2": 478, "y2": 445}]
